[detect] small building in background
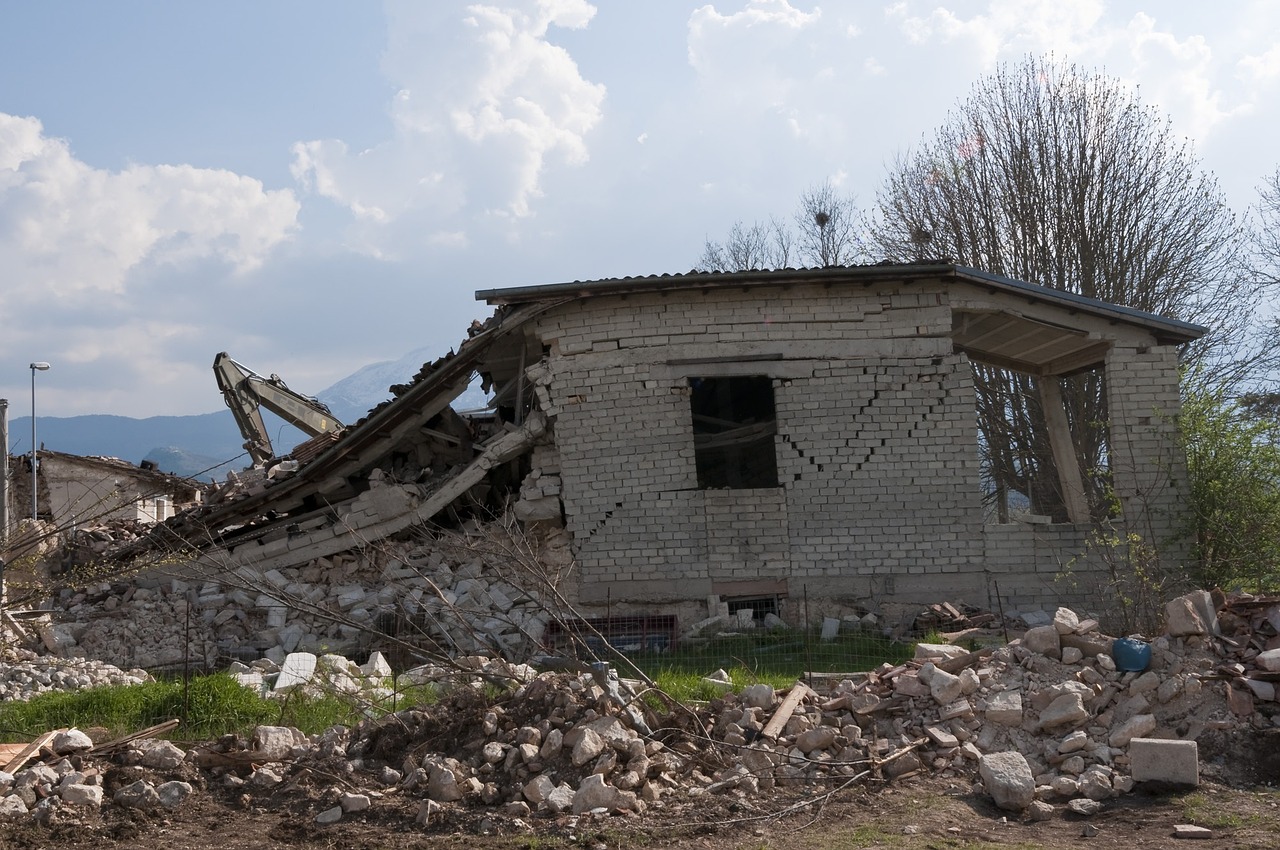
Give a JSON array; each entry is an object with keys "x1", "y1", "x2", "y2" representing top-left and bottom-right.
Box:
[{"x1": 35, "y1": 451, "x2": 202, "y2": 528}]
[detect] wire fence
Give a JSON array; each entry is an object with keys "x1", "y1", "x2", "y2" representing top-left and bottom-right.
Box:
[{"x1": 541, "y1": 615, "x2": 924, "y2": 693}]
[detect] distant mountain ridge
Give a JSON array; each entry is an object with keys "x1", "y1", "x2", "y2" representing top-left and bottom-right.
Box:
[{"x1": 5, "y1": 347, "x2": 489, "y2": 481}]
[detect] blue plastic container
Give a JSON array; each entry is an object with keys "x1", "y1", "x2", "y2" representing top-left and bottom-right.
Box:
[{"x1": 1111, "y1": 637, "x2": 1151, "y2": 672}]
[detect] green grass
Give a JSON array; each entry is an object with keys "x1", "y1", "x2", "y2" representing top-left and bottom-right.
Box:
[
  {"x1": 0, "y1": 629, "x2": 917, "y2": 744},
  {"x1": 624, "y1": 629, "x2": 915, "y2": 701},
  {"x1": 1183, "y1": 791, "x2": 1247, "y2": 829},
  {"x1": 0, "y1": 673, "x2": 446, "y2": 744},
  {"x1": 1182, "y1": 789, "x2": 1280, "y2": 832}
]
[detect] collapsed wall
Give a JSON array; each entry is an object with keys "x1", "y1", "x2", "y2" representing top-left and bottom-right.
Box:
[{"x1": 28, "y1": 514, "x2": 574, "y2": 671}]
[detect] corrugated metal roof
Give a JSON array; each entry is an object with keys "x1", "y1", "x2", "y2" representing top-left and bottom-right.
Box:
[{"x1": 475, "y1": 261, "x2": 1207, "y2": 344}]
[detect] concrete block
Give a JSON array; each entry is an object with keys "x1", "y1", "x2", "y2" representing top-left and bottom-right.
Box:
[
  {"x1": 275, "y1": 652, "x2": 317, "y2": 693},
  {"x1": 1129, "y1": 738, "x2": 1198, "y2": 787}
]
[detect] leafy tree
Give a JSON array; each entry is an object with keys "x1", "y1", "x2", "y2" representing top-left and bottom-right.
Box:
[
  {"x1": 872, "y1": 56, "x2": 1255, "y2": 520},
  {"x1": 1181, "y1": 377, "x2": 1280, "y2": 592},
  {"x1": 698, "y1": 181, "x2": 869, "y2": 272}
]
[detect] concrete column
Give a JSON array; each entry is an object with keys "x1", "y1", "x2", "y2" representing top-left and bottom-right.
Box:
[{"x1": 1039, "y1": 379, "x2": 1089, "y2": 524}]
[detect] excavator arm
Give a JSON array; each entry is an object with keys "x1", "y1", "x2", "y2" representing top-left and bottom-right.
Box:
[{"x1": 213, "y1": 352, "x2": 344, "y2": 467}]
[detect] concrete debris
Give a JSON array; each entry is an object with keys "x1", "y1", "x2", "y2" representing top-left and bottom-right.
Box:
[
  {"x1": 979, "y1": 752, "x2": 1036, "y2": 811},
  {"x1": 0, "y1": 649, "x2": 150, "y2": 703},
  {"x1": 1, "y1": 588, "x2": 1278, "y2": 829},
  {"x1": 26, "y1": 517, "x2": 570, "y2": 672}
]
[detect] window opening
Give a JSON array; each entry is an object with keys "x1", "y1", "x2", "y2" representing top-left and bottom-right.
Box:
[
  {"x1": 690, "y1": 375, "x2": 779, "y2": 488},
  {"x1": 726, "y1": 596, "x2": 780, "y2": 624}
]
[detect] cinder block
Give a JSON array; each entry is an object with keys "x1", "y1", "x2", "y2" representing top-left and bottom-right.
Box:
[{"x1": 1129, "y1": 738, "x2": 1198, "y2": 787}]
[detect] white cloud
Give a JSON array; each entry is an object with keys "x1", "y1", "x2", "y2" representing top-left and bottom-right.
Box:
[
  {"x1": 427, "y1": 229, "x2": 469, "y2": 247},
  {"x1": 687, "y1": 1, "x2": 822, "y2": 102},
  {"x1": 1239, "y1": 43, "x2": 1280, "y2": 83},
  {"x1": 0, "y1": 113, "x2": 299, "y2": 305},
  {"x1": 291, "y1": 0, "x2": 605, "y2": 234},
  {"x1": 885, "y1": 0, "x2": 1106, "y2": 65},
  {"x1": 1118, "y1": 13, "x2": 1238, "y2": 142},
  {"x1": 876, "y1": 3, "x2": 1272, "y2": 146}
]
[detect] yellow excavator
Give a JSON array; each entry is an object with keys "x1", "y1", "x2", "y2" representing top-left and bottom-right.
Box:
[{"x1": 212, "y1": 352, "x2": 344, "y2": 467}]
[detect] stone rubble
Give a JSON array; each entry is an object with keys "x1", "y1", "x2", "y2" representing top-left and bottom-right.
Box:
[
  {"x1": 1, "y1": 589, "x2": 1278, "y2": 831},
  {"x1": 0, "y1": 647, "x2": 150, "y2": 702},
  {"x1": 28, "y1": 516, "x2": 573, "y2": 672}
]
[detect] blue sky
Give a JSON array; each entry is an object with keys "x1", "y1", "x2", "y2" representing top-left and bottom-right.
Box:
[{"x1": 3, "y1": 1, "x2": 1280, "y2": 426}]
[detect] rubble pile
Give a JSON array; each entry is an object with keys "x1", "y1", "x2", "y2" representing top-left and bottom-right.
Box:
[
  {"x1": 0, "y1": 646, "x2": 150, "y2": 703},
  {"x1": 1, "y1": 590, "x2": 1277, "y2": 831},
  {"x1": 36, "y1": 518, "x2": 572, "y2": 672}
]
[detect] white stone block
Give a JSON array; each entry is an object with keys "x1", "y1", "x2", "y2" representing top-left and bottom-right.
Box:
[
  {"x1": 362, "y1": 651, "x2": 393, "y2": 678},
  {"x1": 1129, "y1": 738, "x2": 1198, "y2": 787},
  {"x1": 274, "y1": 652, "x2": 317, "y2": 692}
]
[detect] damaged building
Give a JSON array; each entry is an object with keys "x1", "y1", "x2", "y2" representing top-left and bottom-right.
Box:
[{"x1": 118, "y1": 262, "x2": 1201, "y2": 641}]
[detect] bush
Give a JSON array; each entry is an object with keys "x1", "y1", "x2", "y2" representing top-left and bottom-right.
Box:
[{"x1": 1182, "y1": 380, "x2": 1280, "y2": 592}]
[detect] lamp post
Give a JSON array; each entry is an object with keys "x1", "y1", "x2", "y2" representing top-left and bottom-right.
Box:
[{"x1": 30, "y1": 362, "x2": 50, "y2": 521}]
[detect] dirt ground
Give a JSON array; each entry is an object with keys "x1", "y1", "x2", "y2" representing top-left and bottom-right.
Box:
[{"x1": 1, "y1": 770, "x2": 1277, "y2": 850}]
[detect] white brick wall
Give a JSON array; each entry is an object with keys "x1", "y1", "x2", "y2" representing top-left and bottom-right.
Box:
[
  {"x1": 532, "y1": 282, "x2": 1187, "y2": 625},
  {"x1": 538, "y1": 282, "x2": 991, "y2": 606}
]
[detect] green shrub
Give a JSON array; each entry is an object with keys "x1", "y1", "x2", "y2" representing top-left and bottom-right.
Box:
[{"x1": 1182, "y1": 379, "x2": 1280, "y2": 592}]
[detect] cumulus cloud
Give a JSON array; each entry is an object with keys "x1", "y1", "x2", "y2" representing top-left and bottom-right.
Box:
[
  {"x1": 687, "y1": 0, "x2": 821, "y2": 103},
  {"x1": 0, "y1": 113, "x2": 299, "y2": 305},
  {"x1": 291, "y1": 0, "x2": 605, "y2": 232},
  {"x1": 1116, "y1": 13, "x2": 1241, "y2": 142},
  {"x1": 877, "y1": 2, "x2": 1273, "y2": 144},
  {"x1": 1239, "y1": 43, "x2": 1280, "y2": 83},
  {"x1": 886, "y1": 0, "x2": 1107, "y2": 65}
]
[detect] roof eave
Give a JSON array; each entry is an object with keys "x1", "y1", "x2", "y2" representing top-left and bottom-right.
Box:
[{"x1": 476, "y1": 263, "x2": 1207, "y2": 345}]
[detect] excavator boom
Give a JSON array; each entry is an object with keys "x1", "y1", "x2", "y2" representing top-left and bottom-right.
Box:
[{"x1": 213, "y1": 352, "x2": 344, "y2": 466}]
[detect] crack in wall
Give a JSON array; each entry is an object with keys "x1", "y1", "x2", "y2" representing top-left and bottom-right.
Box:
[
  {"x1": 780, "y1": 364, "x2": 957, "y2": 478},
  {"x1": 575, "y1": 500, "x2": 626, "y2": 543}
]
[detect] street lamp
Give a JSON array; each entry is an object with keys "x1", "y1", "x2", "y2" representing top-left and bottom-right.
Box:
[{"x1": 30, "y1": 362, "x2": 50, "y2": 521}]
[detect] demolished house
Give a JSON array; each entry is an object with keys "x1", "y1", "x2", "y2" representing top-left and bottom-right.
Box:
[
  {"x1": 35, "y1": 451, "x2": 202, "y2": 526},
  {"x1": 102, "y1": 262, "x2": 1202, "y2": 651},
  {"x1": 4, "y1": 265, "x2": 1273, "y2": 836}
]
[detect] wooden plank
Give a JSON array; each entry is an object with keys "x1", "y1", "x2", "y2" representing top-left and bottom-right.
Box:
[
  {"x1": 2, "y1": 729, "x2": 60, "y2": 774},
  {"x1": 935, "y1": 646, "x2": 995, "y2": 675},
  {"x1": 761, "y1": 682, "x2": 812, "y2": 741},
  {"x1": 2, "y1": 611, "x2": 32, "y2": 643},
  {"x1": 88, "y1": 719, "x2": 180, "y2": 755},
  {"x1": 0, "y1": 743, "x2": 28, "y2": 764},
  {"x1": 1040, "y1": 379, "x2": 1089, "y2": 524}
]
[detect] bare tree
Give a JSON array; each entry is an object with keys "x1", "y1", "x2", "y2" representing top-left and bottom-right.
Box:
[
  {"x1": 698, "y1": 181, "x2": 869, "y2": 271},
  {"x1": 1232, "y1": 168, "x2": 1280, "y2": 417},
  {"x1": 698, "y1": 218, "x2": 793, "y2": 272},
  {"x1": 1255, "y1": 167, "x2": 1280, "y2": 286},
  {"x1": 871, "y1": 57, "x2": 1258, "y2": 519},
  {"x1": 795, "y1": 181, "x2": 869, "y2": 267}
]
